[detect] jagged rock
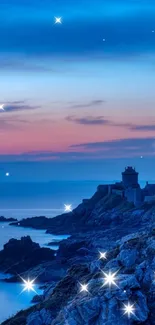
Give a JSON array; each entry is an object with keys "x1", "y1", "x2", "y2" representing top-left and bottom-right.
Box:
[
  {"x1": 117, "y1": 248, "x2": 138, "y2": 268},
  {"x1": 104, "y1": 258, "x2": 120, "y2": 270},
  {"x1": 57, "y1": 238, "x2": 91, "y2": 259},
  {"x1": 89, "y1": 259, "x2": 102, "y2": 273},
  {"x1": 26, "y1": 309, "x2": 53, "y2": 325},
  {"x1": 0, "y1": 236, "x2": 55, "y2": 275},
  {"x1": 118, "y1": 274, "x2": 140, "y2": 290},
  {"x1": 31, "y1": 294, "x2": 44, "y2": 303},
  {"x1": 52, "y1": 288, "x2": 148, "y2": 324},
  {"x1": 41, "y1": 282, "x2": 56, "y2": 299},
  {"x1": 76, "y1": 247, "x2": 90, "y2": 256}
]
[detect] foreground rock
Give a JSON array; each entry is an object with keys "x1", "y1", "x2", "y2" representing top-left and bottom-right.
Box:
[
  {"x1": 0, "y1": 236, "x2": 55, "y2": 276},
  {"x1": 3, "y1": 224, "x2": 155, "y2": 325}
]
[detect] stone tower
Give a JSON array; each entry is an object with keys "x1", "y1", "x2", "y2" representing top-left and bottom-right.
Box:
[{"x1": 122, "y1": 166, "x2": 138, "y2": 188}]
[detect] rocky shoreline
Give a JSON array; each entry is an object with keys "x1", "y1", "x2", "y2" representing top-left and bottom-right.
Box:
[{"x1": 1, "y1": 185, "x2": 155, "y2": 324}]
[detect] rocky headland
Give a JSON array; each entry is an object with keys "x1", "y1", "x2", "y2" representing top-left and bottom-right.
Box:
[
  {"x1": 2, "y1": 185, "x2": 155, "y2": 324},
  {"x1": 0, "y1": 216, "x2": 17, "y2": 222}
]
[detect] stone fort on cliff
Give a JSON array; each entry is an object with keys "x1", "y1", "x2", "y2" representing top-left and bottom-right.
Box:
[{"x1": 101, "y1": 166, "x2": 155, "y2": 207}]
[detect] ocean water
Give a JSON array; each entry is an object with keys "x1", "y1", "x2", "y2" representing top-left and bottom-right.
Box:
[
  {"x1": 0, "y1": 223, "x2": 69, "y2": 324},
  {"x1": 0, "y1": 181, "x2": 101, "y2": 323},
  {"x1": 0, "y1": 281, "x2": 43, "y2": 323},
  {"x1": 0, "y1": 180, "x2": 102, "y2": 209}
]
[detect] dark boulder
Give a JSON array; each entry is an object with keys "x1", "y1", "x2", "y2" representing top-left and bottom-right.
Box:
[{"x1": 0, "y1": 236, "x2": 55, "y2": 275}]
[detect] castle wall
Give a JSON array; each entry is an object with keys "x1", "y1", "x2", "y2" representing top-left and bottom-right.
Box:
[
  {"x1": 144, "y1": 195, "x2": 155, "y2": 203},
  {"x1": 124, "y1": 187, "x2": 142, "y2": 206},
  {"x1": 97, "y1": 185, "x2": 109, "y2": 194},
  {"x1": 112, "y1": 189, "x2": 124, "y2": 197},
  {"x1": 144, "y1": 185, "x2": 155, "y2": 196}
]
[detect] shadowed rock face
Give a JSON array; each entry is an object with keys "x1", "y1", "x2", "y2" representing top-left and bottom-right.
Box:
[{"x1": 0, "y1": 236, "x2": 55, "y2": 275}]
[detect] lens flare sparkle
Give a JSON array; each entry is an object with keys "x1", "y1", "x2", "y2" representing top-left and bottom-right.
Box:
[
  {"x1": 99, "y1": 251, "x2": 107, "y2": 260},
  {"x1": 64, "y1": 204, "x2": 72, "y2": 212},
  {"x1": 123, "y1": 302, "x2": 135, "y2": 318},
  {"x1": 0, "y1": 104, "x2": 4, "y2": 111},
  {"x1": 55, "y1": 17, "x2": 62, "y2": 24},
  {"x1": 102, "y1": 270, "x2": 119, "y2": 288},
  {"x1": 20, "y1": 278, "x2": 37, "y2": 294},
  {"x1": 80, "y1": 283, "x2": 89, "y2": 293}
]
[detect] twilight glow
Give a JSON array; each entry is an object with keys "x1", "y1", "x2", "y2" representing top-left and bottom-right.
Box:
[{"x1": 0, "y1": 0, "x2": 155, "y2": 181}]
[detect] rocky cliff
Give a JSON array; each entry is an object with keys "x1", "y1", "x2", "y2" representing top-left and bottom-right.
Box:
[{"x1": 2, "y1": 186, "x2": 155, "y2": 325}]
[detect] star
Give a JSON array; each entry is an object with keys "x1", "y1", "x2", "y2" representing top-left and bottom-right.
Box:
[
  {"x1": 5, "y1": 172, "x2": 10, "y2": 177},
  {"x1": 0, "y1": 104, "x2": 4, "y2": 111},
  {"x1": 102, "y1": 270, "x2": 119, "y2": 288},
  {"x1": 80, "y1": 283, "x2": 89, "y2": 293},
  {"x1": 64, "y1": 204, "x2": 72, "y2": 212},
  {"x1": 20, "y1": 278, "x2": 37, "y2": 294},
  {"x1": 123, "y1": 302, "x2": 135, "y2": 318},
  {"x1": 140, "y1": 156, "x2": 143, "y2": 159},
  {"x1": 99, "y1": 251, "x2": 107, "y2": 260},
  {"x1": 55, "y1": 17, "x2": 62, "y2": 24},
  {"x1": 152, "y1": 30, "x2": 154, "y2": 33},
  {"x1": 103, "y1": 38, "x2": 106, "y2": 42}
]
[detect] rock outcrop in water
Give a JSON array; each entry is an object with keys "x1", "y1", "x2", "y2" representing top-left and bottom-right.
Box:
[
  {"x1": 0, "y1": 216, "x2": 17, "y2": 222},
  {"x1": 2, "y1": 186, "x2": 155, "y2": 325},
  {"x1": 0, "y1": 236, "x2": 55, "y2": 275}
]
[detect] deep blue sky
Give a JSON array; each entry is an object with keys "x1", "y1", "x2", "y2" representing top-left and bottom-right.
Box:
[{"x1": 0, "y1": 0, "x2": 155, "y2": 181}]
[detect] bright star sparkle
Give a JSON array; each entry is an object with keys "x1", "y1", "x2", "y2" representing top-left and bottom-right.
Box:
[
  {"x1": 102, "y1": 270, "x2": 118, "y2": 288},
  {"x1": 64, "y1": 204, "x2": 72, "y2": 212},
  {"x1": 55, "y1": 17, "x2": 62, "y2": 24},
  {"x1": 21, "y1": 278, "x2": 37, "y2": 294},
  {"x1": 123, "y1": 302, "x2": 135, "y2": 318},
  {"x1": 99, "y1": 251, "x2": 107, "y2": 260},
  {"x1": 80, "y1": 283, "x2": 89, "y2": 293},
  {"x1": 0, "y1": 104, "x2": 4, "y2": 111}
]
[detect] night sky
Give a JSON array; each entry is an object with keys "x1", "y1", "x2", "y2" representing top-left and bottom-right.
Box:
[{"x1": 0, "y1": 0, "x2": 155, "y2": 181}]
